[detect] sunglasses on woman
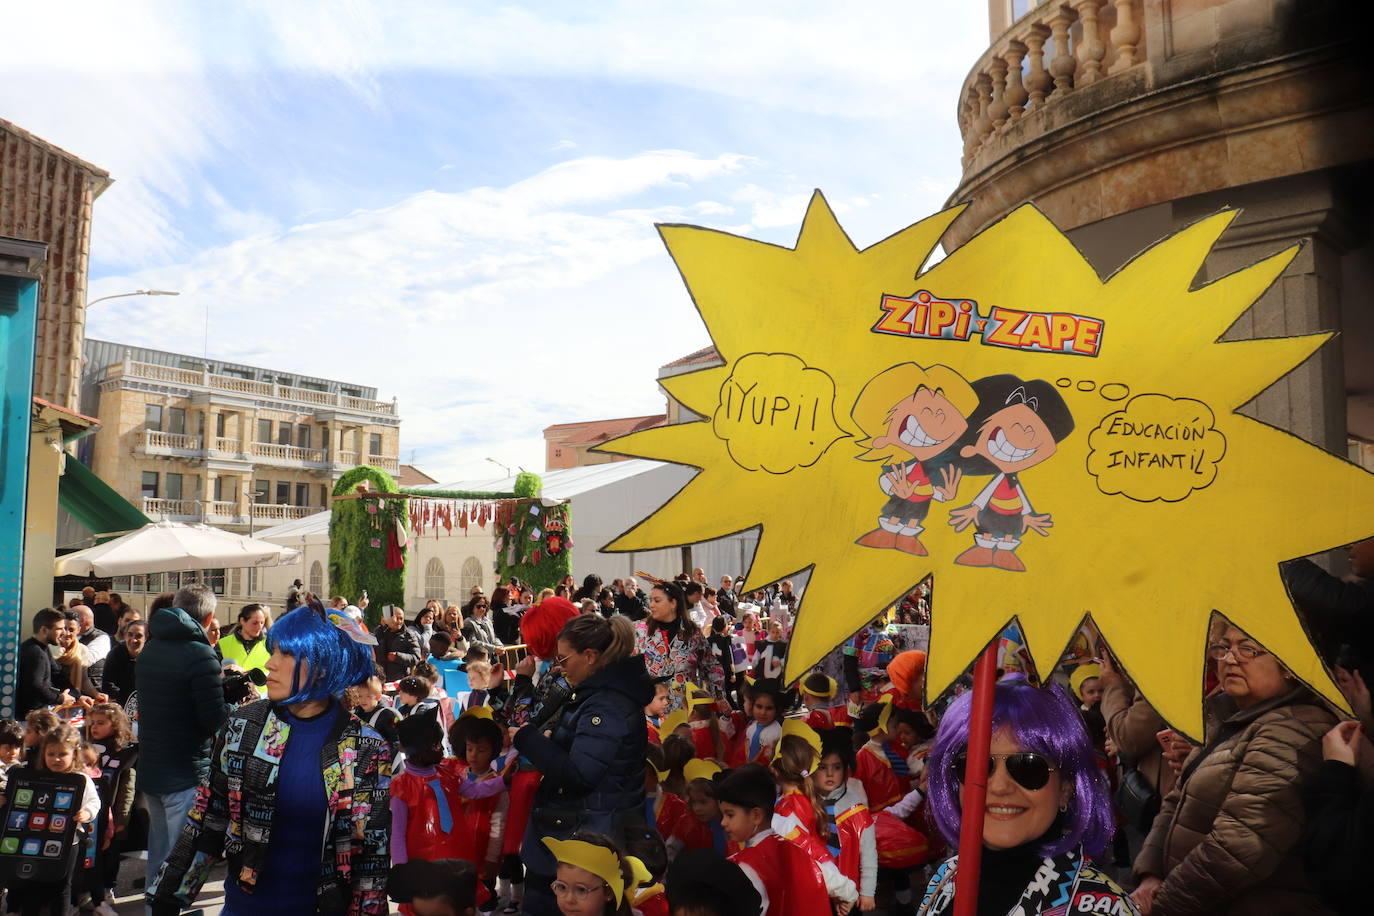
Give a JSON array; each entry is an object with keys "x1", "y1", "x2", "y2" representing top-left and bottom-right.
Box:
[{"x1": 949, "y1": 750, "x2": 1058, "y2": 791}]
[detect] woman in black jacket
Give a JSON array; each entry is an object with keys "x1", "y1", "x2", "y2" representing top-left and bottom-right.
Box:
[{"x1": 514, "y1": 613, "x2": 652, "y2": 916}]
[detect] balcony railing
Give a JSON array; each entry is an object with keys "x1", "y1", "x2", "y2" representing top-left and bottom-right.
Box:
[
  {"x1": 106, "y1": 359, "x2": 398, "y2": 416},
  {"x1": 336, "y1": 450, "x2": 360, "y2": 466},
  {"x1": 143, "y1": 497, "x2": 200, "y2": 519},
  {"x1": 957, "y1": 0, "x2": 1145, "y2": 168},
  {"x1": 251, "y1": 442, "x2": 326, "y2": 464},
  {"x1": 251, "y1": 503, "x2": 323, "y2": 521},
  {"x1": 210, "y1": 437, "x2": 244, "y2": 455},
  {"x1": 141, "y1": 430, "x2": 202, "y2": 453}
]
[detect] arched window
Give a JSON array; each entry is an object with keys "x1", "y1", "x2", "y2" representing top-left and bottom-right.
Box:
[
  {"x1": 460, "y1": 556, "x2": 484, "y2": 597},
  {"x1": 424, "y1": 557, "x2": 446, "y2": 601},
  {"x1": 309, "y1": 560, "x2": 324, "y2": 595}
]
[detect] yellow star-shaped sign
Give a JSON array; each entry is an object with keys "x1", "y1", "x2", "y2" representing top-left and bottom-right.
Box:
[{"x1": 598, "y1": 192, "x2": 1371, "y2": 738}]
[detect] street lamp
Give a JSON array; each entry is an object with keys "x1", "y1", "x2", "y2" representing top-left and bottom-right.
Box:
[
  {"x1": 485, "y1": 457, "x2": 512, "y2": 476},
  {"x1": 86, "y1": 289, "x2": 180, "y2": 308}
]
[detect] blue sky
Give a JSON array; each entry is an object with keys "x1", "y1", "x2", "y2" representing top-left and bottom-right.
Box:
[{"x1": 4, "y1": 0, "x2": 988, "y2": 480}]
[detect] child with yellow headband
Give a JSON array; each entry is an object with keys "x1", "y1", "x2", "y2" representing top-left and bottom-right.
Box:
[{"x1": 544, "y1": 833, "x2": 635, "y2": 916}]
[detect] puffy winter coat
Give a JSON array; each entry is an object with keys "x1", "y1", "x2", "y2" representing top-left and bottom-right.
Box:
[
  {"x1": 375, "y1": 620, "x2": 425, "y2": 680},
  {"x1": 136, "y1": 608, "x2": 228, "y2": 794},
  {"x1": 514, "y1": 653, "x2": 655, "y2": 879},
  {"x1": 1134, "y1": 686, "x2": 1337, "y2": 916}
]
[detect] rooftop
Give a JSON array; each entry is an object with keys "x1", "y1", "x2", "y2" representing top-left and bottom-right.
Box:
[
  {"x1": 0, "y1": 117, "x2": 112, "y2": 194},
  {"x1": 660, "y1": 345, "x2": 720, "y2": 369},
  {"x1": 543, "y1": 414, "x2": 666, "y2": 445}
]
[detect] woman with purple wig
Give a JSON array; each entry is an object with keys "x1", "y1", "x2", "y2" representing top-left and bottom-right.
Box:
[{"x1": 917, "y1": 677, "x2": 1137, "y2": 915}]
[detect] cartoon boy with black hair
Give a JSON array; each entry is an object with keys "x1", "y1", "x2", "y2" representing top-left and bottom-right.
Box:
[
  {"x1": 946, "y1": 374, "x2": 1074, "y2": 571},
  {"x1": 851, "y1": 363, "x2": 978, "y2": 556}
]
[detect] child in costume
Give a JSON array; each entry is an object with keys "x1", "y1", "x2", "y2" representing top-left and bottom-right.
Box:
[
  {"x1": 391, "y1": 708, "x2": 504, "y2": 914},
  {"x1": 450, "y1": 710, "x2": 511, "y2": 908},
  {"x1": 799, "y1": 673, "x2": 851, "y2": 731},
  {"x1": 854, "y1": 699, "x2": 905, "y2": 811},
  {"x1": 715, "y1": 764, "x2": 832, "y2": 916},
  {"x1": 812, "y1": 728, "x2": 877, "y2": 913},
  {"x1": 727, "y1": 679, "x2": 784, "y2": 768},
  {"x1": 543, "y1": 833, "x2": 637, "y2": 916},
  {"x1": 83, "y1": 703, "x2": 138, "y2": 916},
  {"x1": 387, "y1": 859, "x2": 479, "y2": 916},
  {"x1": 769, "y1": 727, "x2": 859, "y2": 909},
  {"x1": 643, "y1": 745, "x2": 688, "y2": 857},
  {"x1": 623, "y1": 825, "x2": 669, "y2": 916},
  {"x1": 684, "y1": 686, "x2": 729, "y2": 761},
  {"x1": 645, "y1": 680, "x2": 670, "y2": 746},
  {"x1": 681, "y1": 763, "x2": 729, "y2": 855}
]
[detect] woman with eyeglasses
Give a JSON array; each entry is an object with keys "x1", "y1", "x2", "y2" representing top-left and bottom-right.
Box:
[
  {"x1": 462, "y1": 595, "x2": 503, "y2": 653},
  {"x1": 1129, "y1": 622, "x2": 1337, "y2": 915},
  {"x1": 513, "y1": 613, "x2": 654, "y2": 915},
  {"x1": 918, "y1": 676, "x2": 1134, "y2": 916}
]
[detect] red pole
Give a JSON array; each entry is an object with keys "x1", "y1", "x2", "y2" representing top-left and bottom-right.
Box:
[{"x1": 952, "y1": 640, "x2": 1000, "y2": 916}]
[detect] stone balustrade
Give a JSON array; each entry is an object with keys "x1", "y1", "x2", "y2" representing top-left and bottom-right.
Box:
[
  {"x1": 957, "y1": 0, "x2": 1144, "y2": 168},
  {"x1": 141, "y1": 430, "x2": 202, "y2": 453},
  {"x1": 106, "y1": 359, "x2": 398, "y2": 416}
]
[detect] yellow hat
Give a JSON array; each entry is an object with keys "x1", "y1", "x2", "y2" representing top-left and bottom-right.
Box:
[
  {"x1": 876, "y1": 694, "x2": 895, "y2": 734},
  {"x1": 1070, "y1": 663, "x2": 1103, "y2": 701},
  {"x1": 683, "y1": 758, "x2": 721, "y2": 783},
  {"x1": 800, "y1": 673, "x2": 837, "y2": 699},
  {"x1": 543, "y1": 837, "x2": 624, "y2": 906},
  {"x1": 686, "y1": 684, "x2": 714, "y2": 709},
  {"x1": 627, "y1": 856, "x2": 652, "y2": 889},
  {"x1": 780, "y1": 719, "x2": 822, "y2": 762},
  {"x1": 460, "y1": 705, "x2": 494, "y2": 721},
  {"x1": 658, "y1": 709, "x2": 690, "y2": 743}
]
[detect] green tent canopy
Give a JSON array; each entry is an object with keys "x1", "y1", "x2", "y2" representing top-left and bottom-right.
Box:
[{"x1": 58, "y1": 458, "x2": 150, "y2": 542}]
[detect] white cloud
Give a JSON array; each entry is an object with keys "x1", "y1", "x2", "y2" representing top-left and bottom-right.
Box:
[{"x1": 85, "y1": 151, "x2": 751, "y2": 480}]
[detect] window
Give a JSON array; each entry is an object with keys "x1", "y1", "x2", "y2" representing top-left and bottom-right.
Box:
[
  {"x1": 202, "y1": 568, "x2": 226, "y2": 596},
  {"x1": 424, "y1": 557, "x2": 446, "y2": 601},
  {"x1": 299, "y1": 380, "x2": 327, "y2": 392},
  {"x1": 167, "y1": 407, "x2": 186, "y2": 435},
  {"x1": 213, "y1": 476, "x2": 226, "y2": 501},
  {"x1": 144, "y1": 404, "x2": 163, "y2": 430},
  {"x1": 215, "y1": 413, "x2": 226, "y2": 438},
  {"x1": 277, "y1": 424, "x2": 292, "y2": 446},
  {"x1": 319, "y1": 484, "x2": 329, "y2": 507},
  {"x1": 178, "y1": 359, "x2": 200, "y2": 371},
  {"x1": 296, "y1": 424, "x2": 311, "y2": 449},
  {"x1": 141, "y1": 472, "x2": 159, "y2": 499},
  {"x1": 257, "y1": 419, "x2": 272, "y2": 443},
  {"x1": 309, "y1": 561, "x2": 324, "y2": 595},
  {"x1": 295, "y1": 483, "x2": 309, "y2": 507},
  {"x1": 369, "y1": 433, "x2": 383, "y2": 456},
  {"x1": 166, "y1": 473, "x2": 184, "y2": 501},
  {"x1": 275, "y1": 481, "x2": 290, "y2": 505},
  {"x1": 253, "y1": 480, "x2": 270, "y2": 503},
  {"x1": 460, "y1": 556, "x2": 484, "y2": 597},
  {"x1": 341, "y1": 387, "x2": 361, "y2": 398},
  {"x1": 222, "y1": 368, "x2": 252, "y2": 380}
]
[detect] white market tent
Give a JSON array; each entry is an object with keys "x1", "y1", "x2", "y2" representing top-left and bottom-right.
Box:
[
  {"x1": 254, "y1": 460, "x2": 763, "y2": 600},
  {"x1": 54, "y1": 520, "x2": 302, "y2": 577}
]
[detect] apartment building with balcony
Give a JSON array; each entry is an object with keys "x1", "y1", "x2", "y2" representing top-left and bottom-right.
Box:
[{"x1": 78, "y1": 339, "x2": 401, "y2": 536}]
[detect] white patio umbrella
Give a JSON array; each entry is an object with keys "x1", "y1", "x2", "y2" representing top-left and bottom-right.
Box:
[{"x1": 54, "y1": 520, "x2": 303, "y2": 577}]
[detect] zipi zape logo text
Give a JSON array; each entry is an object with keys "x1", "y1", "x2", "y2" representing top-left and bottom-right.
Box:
[{"x1": 873, "y1": 290, "x2": 1104, "y2": 357}]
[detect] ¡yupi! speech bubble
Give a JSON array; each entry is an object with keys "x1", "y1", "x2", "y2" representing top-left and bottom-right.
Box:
[
  {"x1": 712, "y1": 352, "x2": 849, "y2": 474},
  {"x1": 1086, "y1": 393, "x2": 1227, "y2": 501}
]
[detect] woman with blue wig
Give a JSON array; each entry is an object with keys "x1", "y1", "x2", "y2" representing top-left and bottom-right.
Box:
[
  {"x1": 917, "y1": 677, "x2": 1138, "y2": 916},
  {"x1": 148, "y1": 597, "x2": 394, "y2": 916}
]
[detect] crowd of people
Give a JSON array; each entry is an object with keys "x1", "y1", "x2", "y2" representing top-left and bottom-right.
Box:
[{"x1": 4, "y1": 546, "x2": 1370, "y2": 916}]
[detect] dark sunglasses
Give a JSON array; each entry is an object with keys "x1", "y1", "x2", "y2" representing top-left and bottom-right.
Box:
[{"x1": 949, "y1": 751, "x2": 1057, "y2": 791}]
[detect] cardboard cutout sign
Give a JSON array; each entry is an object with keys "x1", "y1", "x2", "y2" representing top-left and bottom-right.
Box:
[{"x1": 599, "y1": 192, "x2": 1374, "y2": 738}]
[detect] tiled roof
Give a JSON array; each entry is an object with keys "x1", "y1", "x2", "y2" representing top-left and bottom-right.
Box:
[
  {"x1": 660, "y1": 345, "x2": 720, "y2": 369},
  {"x1": 543, "y1": 414, "x2": 666, "y2": 444}
]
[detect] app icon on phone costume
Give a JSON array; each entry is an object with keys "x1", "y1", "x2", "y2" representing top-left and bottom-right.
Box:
[
  {"x1": 0, "y1": 837, "x2": 18, "y2": 854},
  {"x1": 13, "y1": 789, "x2": 32, "y2": 807},
  {"x1": 53, "y1": 792, "x2": 73, "y2": 811},
  {"x1": 20, "y1": 839, "x2": 39, "y2": 856}
]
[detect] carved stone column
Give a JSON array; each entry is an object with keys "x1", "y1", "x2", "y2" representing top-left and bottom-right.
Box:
[
  {"x1": 1110, "y1": 0, "x2": 1141, "y2": 72},
  {"x1": 1074, "y1": 0, "x2": 1106, "y2": 86}
]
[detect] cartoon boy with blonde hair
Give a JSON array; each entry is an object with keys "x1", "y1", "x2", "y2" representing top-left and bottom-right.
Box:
[{"x1": 851, "y1": 363, "x2": 977, "y2": 556}]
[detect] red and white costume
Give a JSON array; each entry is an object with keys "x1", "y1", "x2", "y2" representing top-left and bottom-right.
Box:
[{"x1": 729, "y1": 828, "x2": 833, "y2": 916}]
